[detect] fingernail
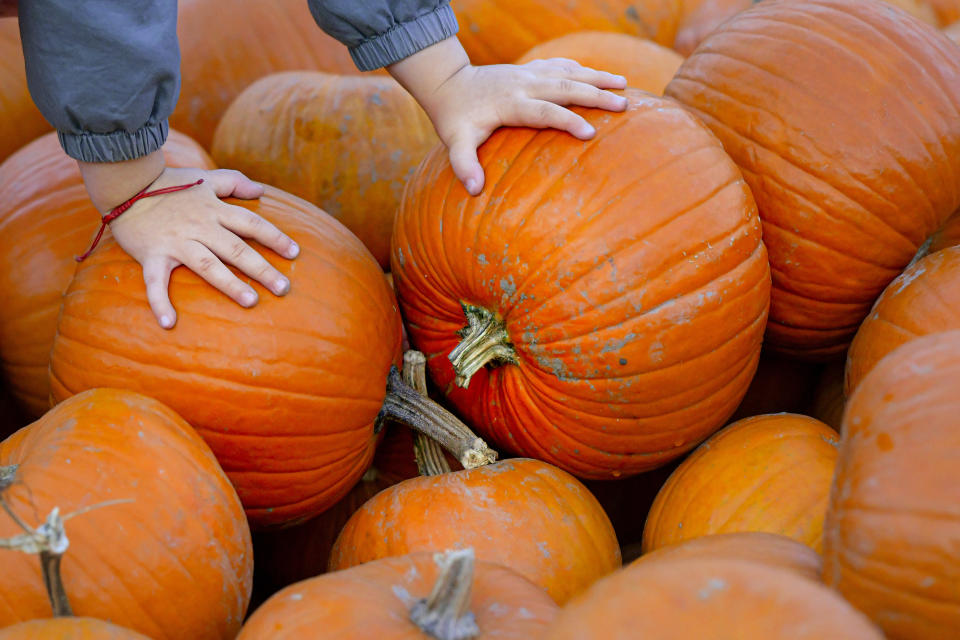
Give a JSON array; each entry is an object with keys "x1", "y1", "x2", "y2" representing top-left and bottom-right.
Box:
[
  {"x1": 287, "y1": 242, "x2": 300, "y2": 258},
  {"x1": 465, "y1": 179, "x2": 479, "y2": 194},
  {"x1": 582, "y1": 124, "x2": 597, "y2": 137},
  {"x1": 159, "y1": 315, "x2": 173, "y2": 329},
  {"x1": 274, "y1": 277, "x2": 290, "y2": 295},
  {"x1": 241, "y1": 290, "x2": 258, "y2": 307}
]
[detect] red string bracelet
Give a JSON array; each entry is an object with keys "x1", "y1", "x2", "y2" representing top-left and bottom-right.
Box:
[{"x1": 75, "y1": 178, "x2": 205, "y2": 262}]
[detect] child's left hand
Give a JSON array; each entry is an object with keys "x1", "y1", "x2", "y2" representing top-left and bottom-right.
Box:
[{"x1": 388, "y1": 37, "x2": 629, "y2": 196}]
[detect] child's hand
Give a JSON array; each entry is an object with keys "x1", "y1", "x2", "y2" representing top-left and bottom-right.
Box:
[
  {"x1": 388, "y1": 37, "x2": 629, "y2": 195},
  {"x1": 80, "y1": 154, "x2": 299, "y2": 329}
]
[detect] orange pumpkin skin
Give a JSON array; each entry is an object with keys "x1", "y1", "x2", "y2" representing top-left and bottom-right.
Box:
[
  {"x1": 635, "y1": 532, "x2": 823, "y2": 581},
  {"x1": 643, "y1": 413, "x2": 839, "y2": 553},
  {"x1": 454, "y1": 0, "x2": 682, "y2": 65},
  {"x1": 0, "y1": 131, "x2": 214, "y2": 419},
  {"x1": 932, "y1": 0, "x2": 960, "y2": 23},
  {"x1": 211, "y1": 72, "x2": 438, "y2": 269},
  {"x1": 845, "y1": 246, "x2": 960, "y2": 395},
  {"x1": 928, "y1": 208, "x2": 960, "y2": 253},
  {"x1": 48, "y1": 187, "x2": 403, "y2": 528},
  {"x1": 0, "y1": 389, "x2": 252, "y2": 639},
  {"x1": 173, "y1": 0, "x2": 380, "y2": 149},
  {"x1": 0, "y1": 18, "x2": 52, "y2": 164},
  {"x1": 542, "y1": 558, "x2": 883, "y2": 639},
  {"x1": 329, "y1": 458, "x2": 621, "y2": 605},
  {"x1": 238, "y1": 552, "x2": 558, "y2": 639},
  {"x1": 0, "y1": 618, "x2": 151, "y2": 640},
  {"x1": 665, "y1": 0, "x2": 960, "y2": 359},
  {"x1": 672, "y1": 0, "x2": 753, "y2": 56},
  {"x1": 824, "y1": 331, "x2": 960, "y2": 638},
  {"x1": 391, "y1": 90, "x2": 770, "y2": 479},
  {"x1": 515, "y1": 32, "x2": 683, "y2": 94}
]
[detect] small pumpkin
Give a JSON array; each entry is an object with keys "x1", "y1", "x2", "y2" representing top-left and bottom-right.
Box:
[
  {"x1": 824, "y1": 331, "x2": 960, "y2": 638},
  {"x1": 845, "y1": 246, "x2": 960, "y2": 395},
  {"x1": 47, "y1": 187, "x2": 403, "y2": 528},
  {"x1": 212, "y1": 71, "x2": 438, "y2": 268},
  {"x1": 665, "y1": 0, "x2": 960, "y2": 358},
  {"x1": 238, "y1": 550, "x2": 558, "y2": 639},
  {"x1": 454, "y1": 0, "x2": 683, "y2": 65},
  {"x1": 541, "y1": 558, "x2": 882, "y2": 639},
  {"x1": 0, "y1": 389, "x2": 252, "y2": 639},
  {"x1": 643, "y1": 413, "x2": 839, "y2": 553},
  {"x1": 0, "y1": 130, "x2": 214, "y2": 419},
  {"x1": 391, "y1": 89, "x2": 770, "y2": 480},
  {"x1": 0, "y1": 18, "x2": 52, "y2": 163},
  {"x1": 515, "y1": 31, "x2": 683, "y2": 94},
  {"x1": 635, "y1": 531, "x2": 822, "y2": 581},
  {"x1": 0, "y1": 618, "x2": 151, "y2": 639}
]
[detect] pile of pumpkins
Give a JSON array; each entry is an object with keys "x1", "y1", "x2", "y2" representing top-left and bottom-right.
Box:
[{"x1": 1, "y1": 0, "x2": 959, "y2": 637}]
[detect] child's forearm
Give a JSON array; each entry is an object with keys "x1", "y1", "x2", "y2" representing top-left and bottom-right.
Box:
[
  {"x1": 78, "y1": 151, "x2": 166, "y2": 214},
  {"x1": 386, "y1": 36, "x2": 470, "y2": 120}
]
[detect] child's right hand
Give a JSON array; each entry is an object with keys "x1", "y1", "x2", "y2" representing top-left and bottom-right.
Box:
[{"x1": 83, "y1": 163, "x2": 299, "y2": 330}]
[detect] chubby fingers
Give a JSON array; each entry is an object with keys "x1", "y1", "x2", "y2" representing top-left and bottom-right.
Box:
[
  {"x1": 181, "y1": 240, "x2": 261, "y2": 308},
  {"x1": 448, "y1": 131, "x2": 487, "y2": 196},
  {"x1": 525, "y1": 57, "x2": 628, "y2": 90},
  {"x1": 207, "y1": 226, "x2": 291, "y2": 296},
  {"x1": 220, "y1": 204, "x2": 300, "y2": 260},
  {"x1": 142, "y1": 256, "x2": 178, "y2": 329},
  {"x1": 533, "y1": 77, "x2": 629, "y2": 112},
  {"x1": 204, "y1": 168, "x2": 266, "y2": 200}
]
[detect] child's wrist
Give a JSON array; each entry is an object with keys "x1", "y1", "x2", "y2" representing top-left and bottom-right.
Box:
[
  {"x1": 78, "y1": 150, "x2": 166, "y2": 215},
  {"x1": 387, "y1": 36, "x2": 471, "y2": 118}
]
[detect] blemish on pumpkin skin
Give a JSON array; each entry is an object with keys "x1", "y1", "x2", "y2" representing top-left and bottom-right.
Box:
[
  {"x1": 697, "y1": 578, "x2": 728, "y2": 600},
  {"x1": 876, "y1": 433, "x2": 894, "y2": 452}
]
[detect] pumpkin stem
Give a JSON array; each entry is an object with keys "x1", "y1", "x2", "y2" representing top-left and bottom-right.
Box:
[
  {"x1": 402, "y1": 351, "x2": 452, "y2": 476},
  {"x1": 409, "y1": 548, "x2": 480, "y2": 640},
  {"x1": 0, "y1": 465, "x2": 15, "y2": 491},
  {"x1": 0, "y1": 502, "x2": 73, "y2": 616},
  {"x1": 448, "y1": 303, "x2": 517, "y2": 389},
  {"x1": 378, "y1": 365, "x2": 497, "y2": 470},
  {"x1": 906, "y1": 235, "x2": 934, "y2": 269}
]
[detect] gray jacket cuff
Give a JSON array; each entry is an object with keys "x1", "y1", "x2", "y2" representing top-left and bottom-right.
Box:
[
  {"x1": 58, "y1": 120, "x2": 169, "y2": 163},
  {"x1": 350, "y1": 3, "x2": 459, "y2": 71}
]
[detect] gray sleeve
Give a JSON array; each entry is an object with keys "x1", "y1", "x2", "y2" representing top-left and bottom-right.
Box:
[
  {"x1": 18, "y1": 0, "x2": 179, "y2": 163},
  {"x1": 307, "y1": 0, "x2": 458, "y2": 71}
]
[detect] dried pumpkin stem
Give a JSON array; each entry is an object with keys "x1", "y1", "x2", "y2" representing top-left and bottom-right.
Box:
[
  {"x1": 448, "y1": 303, "x2": 517, "y2": 389},
  {"x1": 378, "y1": 365, "x2": 497, "y2": 470},
  {"x1": 0, "y1": 503, "x2": 72, "y2": 617},
  {"x1": 906, "y1": 235, "x2": 935, "y2": 268},
  {"x1": 402, "y1": 351, "x2": 452, "y2": 476},
  {"x1": 0, "y1": 465, "x2": 15, "y2": 491},
  {"x1": 409, "y1": 549, "x2": 480, "y2": 640}
]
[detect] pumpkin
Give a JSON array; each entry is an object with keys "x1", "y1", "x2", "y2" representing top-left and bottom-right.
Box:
[
  {"x1": 251, "y1": 425, "x2": 421, "y2": 599},
  {"x1": 514, "y1": 31, "x2": 683, "y2": 94},
  {"x1": 665, "y1": 0, "x2": 960, "y2": 359},
  {"x1": 728, "y1": 352, "x2": 822, "y2": 422},
  {"x1": 238, "y1": 550, "x2": 558, "y2": 639},
  {"x1": 810, "y1": 360, "x2": 845, "y2": 431},
  {"x1": 672, "y1": 0, "x2": 753, "y2": 56},
  {"x1": 47, "y1": 186, "x2": 403, "y2": 529},
  {"x1": 928, "y1": 208, "x2": 960, "y2": 253},
  {"x1": 542, "y1": 558, "x2": 882, "y2": 639},
  {"x1": 884, "y1": 0, "x2": 942, "y2": 24},
  {"x1": 453, "y1": 0, "x2": 682, "y2": 65},
  {"x1": 845, "y1": 246, "x2": 960, "y2": 395},
  {"x1": 391, "y1": 88, "x2": 770, "y2": 480},
  {"x1": 635, "y1": 531, "x2": 822, "y2": 581},
  {"x1": 0, "y1": 131, "x2": 214, "y2": 419},
  {"x1": 174, "y1": 0, "x2": 378, "y2": 149},
  {"x1": 0, "y1": 389, "x2": 252, "y2": 639},
  {"x1": 824, "y1": 331, "x2": 960, "y2": 638},
  {"x1": 0, "y1": 618, "x2": 151, "y2": 639},
  {"x1": 211, "y1": 71, "x2": 438, "y2": 269},
  {"x1": 643, "y1": 413, "x2": 839, "y2": 553},
  {"x1": 930, "y1": 0, "x2": 960, "y2": 23},
  {"x1": 0, "y1": 18, "x2": 52, "y2": 164}
]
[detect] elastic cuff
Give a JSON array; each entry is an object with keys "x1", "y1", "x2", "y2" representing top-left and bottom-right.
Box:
[
  {"x1": 349, "y1": 4, "x2": 459, "y2": 71},
  {"x1": 58, "y1": 120, "x2": 169, "y2": 163}
]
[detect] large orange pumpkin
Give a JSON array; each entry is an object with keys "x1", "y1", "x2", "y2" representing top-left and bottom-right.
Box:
[
  {"x1": 391, "y1": 89, "x2": 770, "y2": 480},
  {"x1": 239, "y1": 551, "x2": 558, "y2": 639},
  {"x1": 0, "y1": 618, "x2": 150, "y2": 639},
  {"x1": 0, "y1": 131, "x2": 214, "y2": 419},
  {"x1": 47, "y1": 187, "x2": 403, "y2": 528},
  {"x1": 211, "y1": 72, "x2": 438, "y2": 269},
  {"x1": 453, "y1": 0, "x2": 682, "y2": 64},
  {"x1": 174, "y1": 0, "x2": 377, "y2": 149},
  {"x1": 643, "y1": 413, "x2": 839, "y2": 553},
  {"x1": 515, "y1": 31, "x2": 683, "y2": 94},
  {"x1": 0, "y1": 18, "x2": 51, "y2": 164},
  {"x1": 824, "y1": 331, "x2": 960, "y2": 638},
  {"x1": 330, "y1": 457, "x2": 621, "y2": 605},
  {"x1": 636, "y1": 531, "x2": 823, "y2": 581},
  {"x1": 665, "y1": 0, "x2": 960, "y2": 359},
  {"x1": 0, "y1": 389, "x2": 252, "y2": 639},
  {"x1": 845, "y1": 246, "x2": 960, "y2": 395},
  {"x1": 542, "y1": 558, "x2": 882, "y2": 638},
  {"x1": 672, "y1": 0, "x2": 753, "y2": 56}
]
